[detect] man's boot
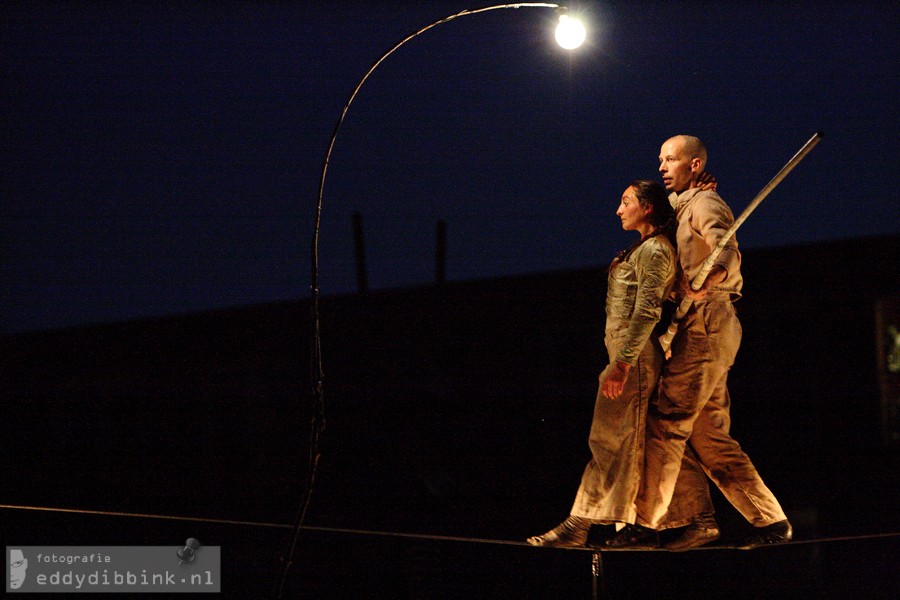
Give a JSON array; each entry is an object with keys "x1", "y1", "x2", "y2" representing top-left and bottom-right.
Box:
[{"x1": 664, "y1": 512, "x2": 720, "y2": 551}]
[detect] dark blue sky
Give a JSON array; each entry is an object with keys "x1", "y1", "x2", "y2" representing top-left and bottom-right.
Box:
[{"x1": 2, "y1": 1, "x2": 897, "y2": 333}]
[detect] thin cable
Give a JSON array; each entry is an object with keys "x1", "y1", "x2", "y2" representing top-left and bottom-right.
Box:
[
  {"x1": 0, "y1": 504, "x2": 292, "y2": 529},
  {"x1": 3, "y1": 504, "x2": 899, "y2": 549}
]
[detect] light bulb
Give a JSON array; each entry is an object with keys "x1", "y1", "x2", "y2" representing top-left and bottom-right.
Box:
[{"x1": 555, "y1": 14, "x2": 585, "y2": 50}]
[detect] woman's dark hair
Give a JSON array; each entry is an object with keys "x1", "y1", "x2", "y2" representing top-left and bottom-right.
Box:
[
  {"x1": 629, "y1": 179, "x2": 674, "y2": 230},
  {"x1": 612, "y1": 180, "x2": 676, "y2": 266}
]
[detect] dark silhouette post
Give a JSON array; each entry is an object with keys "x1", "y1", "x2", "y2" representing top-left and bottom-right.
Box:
[
  {"x1": 352, "y1": 211, "x2": 368, "y2": 294},
  {"x1": 436, "y1": 219, "x2": 447, "y2": 285}
]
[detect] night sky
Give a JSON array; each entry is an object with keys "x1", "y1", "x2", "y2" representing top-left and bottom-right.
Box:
[{"x1": 2, "y1": 1, "x2": 897, "y2": 333}]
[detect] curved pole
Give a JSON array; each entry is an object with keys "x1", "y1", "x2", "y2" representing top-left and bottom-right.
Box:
[
  {"x1": 311, "y1": 3, "x2": 560, "y2": 334},
  {"x1": 312, "y1": 3, "x2": 561, "y2": 302},
  {"x1": 283, "y1": 4, "x2": 563, "y2": 597},
  {"x1": 309, "y1": 1, "x2": 564, "y2": 491},
  {"x1": 308, "y1": 0, "x2": 562, "y2": 488},
  {"x1": 309, "y1": 1, "x2": 561, "y2": 448}
]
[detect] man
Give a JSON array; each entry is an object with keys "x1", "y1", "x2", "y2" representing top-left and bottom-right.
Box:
[
  {"x1": 10, "y1": 549, "x2": 28, "y2": 590},
  {"x1": 606, "y1": 135, "x2": 792, "y2": 550}
]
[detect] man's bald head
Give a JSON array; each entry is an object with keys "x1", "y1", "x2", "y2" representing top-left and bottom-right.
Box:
[
  {"x1": 668, "y1": 135, "x2": 707, "y2": 169},
  {"x1": 659, "y1": 135, "x2": 708, "y2": 193}
]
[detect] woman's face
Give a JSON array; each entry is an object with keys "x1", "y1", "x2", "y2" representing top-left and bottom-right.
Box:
[{"x1": 616, "y1": 186, "x2": 652, "y2": 234}]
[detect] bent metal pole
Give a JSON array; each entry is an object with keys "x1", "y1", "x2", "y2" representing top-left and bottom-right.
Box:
[
  {"x1": 294, "y1": 5, "x2": 569, "y2": 599},
  {"x1": 659, "y1": 131, "x2": 824, "y2": 355}
]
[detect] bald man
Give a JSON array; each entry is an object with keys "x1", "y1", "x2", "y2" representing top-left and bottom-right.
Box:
[{"x1": 607, "y1": 135, "x2": 792, "y2": 550}]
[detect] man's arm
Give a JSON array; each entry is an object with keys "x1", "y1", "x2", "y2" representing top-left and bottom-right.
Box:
[
  {"x1": 692, "y1": 192, "x2": 740, "y2": 287},
  {"x1": 684, "y1": 264, "x2": 727, "y2": 300}
]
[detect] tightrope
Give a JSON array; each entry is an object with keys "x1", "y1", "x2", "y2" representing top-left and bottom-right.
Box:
[{"x1": 2, "y1": 504, "x2": 898, "y2": 549}]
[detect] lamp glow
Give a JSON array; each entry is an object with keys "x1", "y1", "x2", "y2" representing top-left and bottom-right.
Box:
[{"x1": 555, "y1": 14, "x2": 585, "y2": 49}]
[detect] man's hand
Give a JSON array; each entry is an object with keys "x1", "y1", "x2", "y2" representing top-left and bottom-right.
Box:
[
  {"x1": 601, "y1": 361, "x2": 631, "y2": 399},
  {"x1": 685, "y1": 265, "x2": 727, "y2": 300},
  {"x1": 659, "y1": 333, "x2": 673, "y2": 361},
  {"x1": 692, "y1": 171, "x2": 718, "y2": 191}
]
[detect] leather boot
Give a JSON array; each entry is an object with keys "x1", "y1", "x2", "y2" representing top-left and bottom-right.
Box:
[
  {"x1": 740, "y1": 519, "x2": 793, "y2": 549},
  {"x1": 664, "y1": 512, "x2": 720, "y2": 551},
  {"x1": 527, "y1": 515, "x2": 591, "y2": 548},
  {"x1": 603, "y1": 524, "x2": 659, "y2": 549}
]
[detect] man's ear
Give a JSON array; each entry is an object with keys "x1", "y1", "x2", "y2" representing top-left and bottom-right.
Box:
[{"x1": 690, "y1": 158, "x2": 703, "y2": 173}]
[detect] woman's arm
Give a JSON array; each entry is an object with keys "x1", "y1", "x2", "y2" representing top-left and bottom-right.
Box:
[{"x1": 601, "y1": 240, "x2": 674, "y2": 399}]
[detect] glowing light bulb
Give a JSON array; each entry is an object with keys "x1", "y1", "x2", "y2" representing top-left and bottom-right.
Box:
[{"x1": 555, "y1": 14, "x2": 585, "y2": 50}]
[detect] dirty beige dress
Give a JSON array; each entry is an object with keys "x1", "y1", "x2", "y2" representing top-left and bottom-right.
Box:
[{"x1": 571, "y1": 235, "x2": 713, "y2": 527}]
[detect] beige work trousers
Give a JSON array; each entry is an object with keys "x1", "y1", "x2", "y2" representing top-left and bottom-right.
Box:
[
  {"x1": 571, "y1": 332, "x2": 713, "y2": 529},
  {"x1": 636, "y1": 300, "x2": 787, "y2": 528}
]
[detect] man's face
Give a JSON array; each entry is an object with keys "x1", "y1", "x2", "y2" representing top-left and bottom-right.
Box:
[
  {"x1": 10, "y1": 550, "x2": 27, "y2": 589},
  {"x1": 658, "y1": 138, "x2": 698, "y2": 193}
]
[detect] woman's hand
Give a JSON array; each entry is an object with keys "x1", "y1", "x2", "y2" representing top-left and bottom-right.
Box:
[
  {"x1": 693, "y1": 171, "x2": 718, "y2": 191},
  {"x1": 601, "y1": 361, "x2": 631, "y2": 399}
]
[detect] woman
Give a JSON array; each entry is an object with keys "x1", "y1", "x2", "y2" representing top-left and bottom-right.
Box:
[{"x1": 527, "y1": 180, "x2": 706, "y2": 547}]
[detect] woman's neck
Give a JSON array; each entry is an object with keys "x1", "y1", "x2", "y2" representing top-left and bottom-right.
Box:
[{"x1": 637, "y1": 224, "x2": 656, "y2": 239}]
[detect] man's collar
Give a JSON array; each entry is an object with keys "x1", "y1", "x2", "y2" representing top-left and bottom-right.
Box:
[{"x1": 673, "y1": 187, "x2": 704, "y2": 209}]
